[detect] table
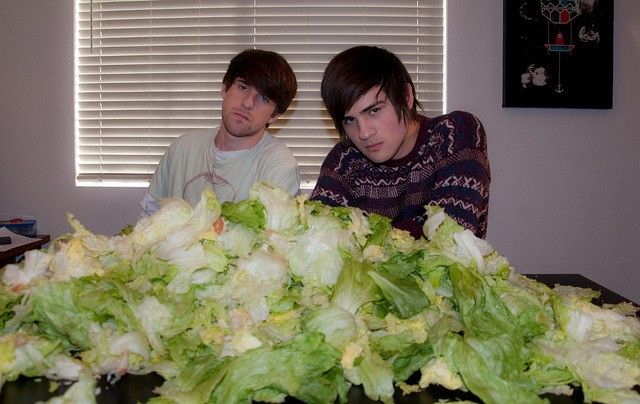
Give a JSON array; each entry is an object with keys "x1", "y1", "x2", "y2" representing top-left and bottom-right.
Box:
[
  {"x1": 525, "y1": 273, "x2": 638, "y2": 306},
  {"x1": 0, "y1": 273, "x2": 636, "y2": 404},
  {"x1": 0, "y1": 235, "x2": 50, "y2": 268}
]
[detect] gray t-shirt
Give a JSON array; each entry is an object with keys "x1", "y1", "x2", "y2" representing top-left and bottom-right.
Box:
[{"x1": 148, "y1": 128, "x2": 300, "y2": 207}]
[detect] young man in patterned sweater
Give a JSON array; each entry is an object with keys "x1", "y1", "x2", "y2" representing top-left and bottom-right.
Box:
[{"x1": 310, "y1": 46, "x2": 490, "y2": 239}]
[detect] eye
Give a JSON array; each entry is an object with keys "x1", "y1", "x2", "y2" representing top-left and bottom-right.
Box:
[
  {"x1": 257, "y1": 94, "x2": 270, "y2": 103},
  {"x1": 342, "y1": 116, "x2": 355, "y2": 126},
  {"x1": 236, "y1": 82, "x2": 248, "y2": 91},
  {"x1": 368, "y1": 107, "x2": 380, "y2": 115}
]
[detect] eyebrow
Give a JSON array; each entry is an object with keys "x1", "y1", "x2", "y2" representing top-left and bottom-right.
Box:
[
  {"x1": 360, "y1": 99, "x2": 385, "y2": 114},
  {"x1": 344, "y1": 98, "x2": 386, "y2": 120}
]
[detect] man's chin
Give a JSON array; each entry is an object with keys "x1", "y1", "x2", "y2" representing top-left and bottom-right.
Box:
[
  {"x1": 362, "y1": 151, "x2": 391, "y2": 164},
  {"x1": 223, "y1": 122, "x2": 259, "y2": 138}
]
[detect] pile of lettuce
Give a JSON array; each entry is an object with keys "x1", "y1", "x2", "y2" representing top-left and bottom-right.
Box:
[{"x1": 1, "y1": 182, "x2": 639, "y2": 404}]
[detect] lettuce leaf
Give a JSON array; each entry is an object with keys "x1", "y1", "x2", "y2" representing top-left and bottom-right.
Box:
[
  {"x1": 210, "y1": 332, "x2": 348, "y2": 404},
  {"x1": 367, "y1": 270, "x2": 429, "y2": 319},
  {"x1": 221, "y1": 199, "x2": 265, "y2": 232}
]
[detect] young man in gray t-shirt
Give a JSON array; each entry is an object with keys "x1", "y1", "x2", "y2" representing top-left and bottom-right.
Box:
[{"x1": 139, "y1": 49, "x2": 300, "y2": 217}]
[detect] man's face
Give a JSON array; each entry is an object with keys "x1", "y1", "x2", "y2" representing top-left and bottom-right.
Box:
[
  {"x1": 220, "y1": 78, "x2": 279, "y2": 139},
  {"x1": 341, "y1": 85, "x2": 417, "y2": 163}
]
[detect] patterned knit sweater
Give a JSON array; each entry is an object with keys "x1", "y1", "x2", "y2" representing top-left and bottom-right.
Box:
[{"x1": 310, "y1": 111, "x2": 491, "y2": 239}]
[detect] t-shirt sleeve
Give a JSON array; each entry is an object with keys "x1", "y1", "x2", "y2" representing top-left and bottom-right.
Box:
[
  {"x1": 138, "y1": 191, "x2": 160, "y2": 219},
  {"x1": 257, "y1": 140, "x2": 301, "y2": 196},
  {"x1": 431, "y1": 111, "x2": 491, "y2": 238},
  {"x1": 262, "y1": 154, "x2": 301, "y2": 196},
  {"x1": 147, "y1": 144, "x2": 173, "y2": 200},
  {"x1": 147, "y1": 138, "x2": 181, "y2": 199}
]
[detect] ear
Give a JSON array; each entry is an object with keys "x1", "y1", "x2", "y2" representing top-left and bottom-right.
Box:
[
  {"x1": 405, "y1": 82, "x2": 415, "y2": 109},
  {"x1": 220, "y1": 83, "x2": 228, "y2": 100},
  {"x1": 267, "y1": 112, "x2": 280, "y2": 125}
]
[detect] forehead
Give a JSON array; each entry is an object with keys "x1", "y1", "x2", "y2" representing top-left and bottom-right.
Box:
[{"x1": 345, "y1": 85, "x2": 386, "y2": 115}]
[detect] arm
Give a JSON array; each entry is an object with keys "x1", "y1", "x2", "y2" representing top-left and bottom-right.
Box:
[
  {"x1": 431, "y1": 111, "x2": 491, "y2": 238},
  {"x1": 138, "y1": 192, "x2": 160, "y2": 219},
  {"x1": 261, "y1": 155, "x2": 301, "y2": 197},
  {"x1": 309, "y1": 148, "x2": 353, "y2": 207},
  {"x1": 139, "y1": 142, "x2": 174, "y2": 218},
  {"x1": 257, "y1": 140, "x2": 301, "y2": 196}
]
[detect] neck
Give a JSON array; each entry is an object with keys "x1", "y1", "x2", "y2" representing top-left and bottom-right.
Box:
[
  {"x1": 214, "y1": 127, "x2": 265, "y2": 151},
  {"x1": 407, "y1": 117, "x2": 421, "y2": 138},
  {"x1": 396, "y1": 117, "x2": 421, "y2": 159}
]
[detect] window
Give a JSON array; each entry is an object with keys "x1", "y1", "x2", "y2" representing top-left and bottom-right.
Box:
[{"x1": 75, "y1": 0, "x2": 444, "y2": 189}]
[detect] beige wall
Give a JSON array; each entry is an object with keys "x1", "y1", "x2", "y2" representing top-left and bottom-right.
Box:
[
  {"x1": 447, "y1": 1, "x2": 640, "y2": 302},
  {"x1": 1, "y1": 1, "x2": 638, "y2": 302}
]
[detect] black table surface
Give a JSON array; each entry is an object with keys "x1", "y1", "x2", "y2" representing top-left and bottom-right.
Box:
[
  {"x1": 0, "y1": 235, "x2": 50, "y2": 268},
  {"x1": 525, "y1": 273, "x2": 637, "y2": 306},
  {"x1": 0, "y1": 273, "x2": 637, "y2": 404}
]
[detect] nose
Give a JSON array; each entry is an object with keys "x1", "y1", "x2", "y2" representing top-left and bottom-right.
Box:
[
  {"x1": 358, "y1": 120, "x2": 375, "y2": 141},
  {"x1": 241, "y1": 91, "x2": 255, "y2": 110}
]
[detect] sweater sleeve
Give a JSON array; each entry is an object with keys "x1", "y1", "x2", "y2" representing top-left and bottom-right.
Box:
[
  {"x1": 309, "y1": 146, "x2": 354, "y2": 207},
  {"x1": 430, "y1": 111, "x2": 491, "y2": 238}
]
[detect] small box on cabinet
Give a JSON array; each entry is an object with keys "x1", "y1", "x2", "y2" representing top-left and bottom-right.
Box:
[{"x1": 0, "y1": 219, "x2": 37, "y2": 237}]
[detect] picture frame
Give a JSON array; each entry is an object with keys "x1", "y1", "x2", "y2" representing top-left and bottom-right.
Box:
[{"x1": 502, "y1": 0, "x2": 613, "y2": 109}]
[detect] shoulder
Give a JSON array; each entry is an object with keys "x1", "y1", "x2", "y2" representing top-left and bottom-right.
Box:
[
  {"x1": 444, "y1": 110, "x2": 480, "y2": 122},
  {"x1": 311, "y1": 143, "x2": 356, "y2": 206},
  {"x1": 427, "y1": 111, "x2": 484, "y2": 131},
  {"x1": 321, "y1": 141, "x2": 362, "y2": 170},
  {"x1": 245, "y1": 132, "x2": 299, "y2": 194},
  {"x1": 313, "y1": 141, "x2": 360, "y2": 177},
  {"x1": 156, "y1": 129, "x2": 212, "y2": 173},
  {"x1": 437, "y1": 111, "x2": 485, "y2": 136},
  {"x1": 256, "y1": 132, "x2": 297, "y2": 165},
  {"x1": 258, "y1": 132, "x2": 293, "y2": 153},
  {"x1": 312, "y1": 142, "x2": 367, "y2": 204},
  {"x1": 423, "y1": 111, "x2": 487, "y2": 152},
  {"x1": 174, "y1": 128, "x2": 213, "y2": 143},
  {"x1": 170, "y1": 129, "x2": 214, "y2": 150}
]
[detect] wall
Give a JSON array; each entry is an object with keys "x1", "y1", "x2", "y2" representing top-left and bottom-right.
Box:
[
  {"x1": 1, "y1": 1, "x2": 638, "y2": 302},
  {"x1": 447, "y1": 1, "x2": 640, "y2": 302},
  {"x1": 0, "y1": 1, "x2": 146, "y2": 239}
]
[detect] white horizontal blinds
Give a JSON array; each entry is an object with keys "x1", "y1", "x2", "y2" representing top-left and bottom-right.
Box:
[
  {"x1": 75, "y1": 0, "x2": 444, "y2": 188},
  {"x1": 76, "y1": 0, "x2": 248, "y2": 186}
]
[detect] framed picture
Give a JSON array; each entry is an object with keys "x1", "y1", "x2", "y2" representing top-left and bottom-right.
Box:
[{"x1": 503, "y1": 0, "x2": 613, "y2": 109}]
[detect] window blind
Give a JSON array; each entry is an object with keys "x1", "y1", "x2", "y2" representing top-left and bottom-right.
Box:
[{"x1": 75, "y1": 0, "x2": 444, "y2": 189}]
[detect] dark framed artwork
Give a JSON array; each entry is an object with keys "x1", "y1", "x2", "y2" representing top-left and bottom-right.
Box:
[{"x1": 503, "y1": 0, "x2": 613, "y2": 109}]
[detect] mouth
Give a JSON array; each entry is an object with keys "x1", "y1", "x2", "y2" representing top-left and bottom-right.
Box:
[
  {"x1": 232, "y1": 111, "x2": 250, "y2": 121},
  {"x1": 365, "y1": 142, "x2": 383, "y2": 152}
]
